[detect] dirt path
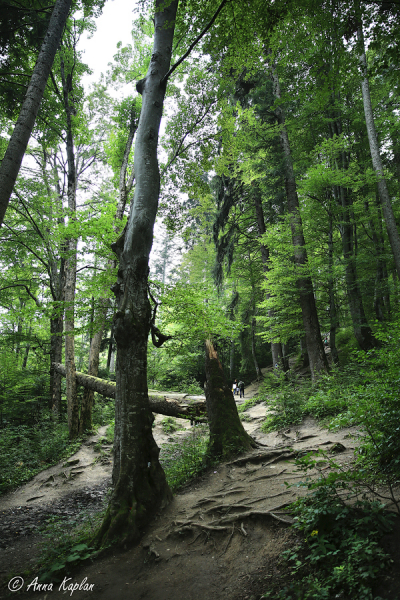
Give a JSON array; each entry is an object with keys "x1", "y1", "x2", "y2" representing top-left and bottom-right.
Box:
[{"x1": 0, "y1": 382, "x2": 363, "y2": 600}]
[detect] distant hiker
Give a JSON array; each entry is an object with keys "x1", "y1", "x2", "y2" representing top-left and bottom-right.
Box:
[
  {"x1": 233, "y1": 379, "x2": 238, "y2": 395},
  {"x1": 238, "y1": 380, "x2": 245, "y2": 398}
]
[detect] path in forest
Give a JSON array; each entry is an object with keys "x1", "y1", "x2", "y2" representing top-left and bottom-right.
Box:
[{"x1": 0, "y1": 380, "x2": 368, "y2": 600}]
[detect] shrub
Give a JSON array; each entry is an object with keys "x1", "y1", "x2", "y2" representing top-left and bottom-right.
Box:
[
  {"x1": 269, "y1": 452, "x2": 394, "y2": 600},
  {"x1": 160, "y1": 425, "x2": 209, "y2": 491}
]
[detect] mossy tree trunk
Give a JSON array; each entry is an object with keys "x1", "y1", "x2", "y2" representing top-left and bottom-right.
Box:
[
  {"x1": 95, "y1": 0, "x2": 179, "y2": 547},
  {"x1": 204, "y1": 339, "x2": 257, "y2": 459}
]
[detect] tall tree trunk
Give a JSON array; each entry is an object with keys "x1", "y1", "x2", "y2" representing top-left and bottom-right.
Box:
[
  {"x1": 83, "y1": 105, "x2": 138, "y2": 431},
  {"x1": 299, "y1": 336, "x2": 309, "y2": 368},
  {"x1": 204, "y1": 339, "x2": 256, "y2": 458},
  {"x1": 80, "y1": 298, "x2": 109, "y2": 433},
  {"x1": 253, "y1": 190, "x2": 285, "y2": 370},
  {"x1": 229, "y1": 339, "x2": 235, "y2": 379},
  {"x1": 358, "y1": 23, "x2": 400, "y2": 279},
  {"x1": 48, "y1": 155, "x2": 66, "y2": 415},
  {"x1": 106, "y1": 322, "x2": 115, "y2": 371},
  {"x1": 61, "y1": 55, "x2": 79, "y2": 438},
  {"x1": 0, "y1": 0, "x2": 72, "y2": 227},
  {"x1": 329, "y1": 114, "x2": 378, "y2": 351},
  {"x1": 272, "y1": 70, "x2": 328, "y2": 381},
  {"x1": 251, "y1": 317, "x2": 262, "y2": 380},
  {"x1": 365, "y1": 196, "x2": 390, "y2": 322},
  {"x1": 327, "y1": 212, "x2": 339, "y2": 365},
  {"x1": 95, "y1": 0, "x2": 179, "y2": 547},
  {"x1": 335, "y1": 183, "x2": 377, "y2": 350},
  {"x1": 22, "y1": 325, "x2": 32, "y2": 369},
  {"x1": 50, "y1": 309, "x2": 64, "y2": 413}
]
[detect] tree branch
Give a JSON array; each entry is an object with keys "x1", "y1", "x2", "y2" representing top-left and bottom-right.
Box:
[
  {"x1": 0, "y1": 284, "x2": 42, "y2": 307},
  {"x1": 161, "y1": 0, "x2": 229, "y2": 85}
]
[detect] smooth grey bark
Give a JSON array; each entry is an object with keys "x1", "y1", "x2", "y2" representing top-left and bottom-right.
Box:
[
  {"x1": 0, "y1": 0, "x2": 72, "y2": 227},
  {"x1": 272, "y1": 70, "x2": 328, "y2": 381},
  {"x1": 247, "y1": 254, "x2": 263, "y2": 381},
  {"x1": 96, "y1": 0, "x2": 179, "y2": 547},
  {"x1": 358, "y1": 24, "x2": 400, "y2": 280},
  {"x1": 117, "y1": 103, "x2": 137, "y2": 222},
  {"x1": 109, "y1": 349, "x2": 115, "y2": 373},
  {"x1": 61, "y1": 55, "x2": 79, "y2": 438}
]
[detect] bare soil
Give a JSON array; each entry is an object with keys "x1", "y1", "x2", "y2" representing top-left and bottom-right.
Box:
[{"x1": 1, "y1": 379, "x2": 399, "y2": 600}]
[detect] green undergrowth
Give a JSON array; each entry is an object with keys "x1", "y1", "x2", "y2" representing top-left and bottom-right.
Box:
[
  {"x1": 149, "y1": 376, "x2": 205, "y2": 396},
  {"x1": 35, "y1": 491, "x2": 111, "y2": 583},
  {"x1": 262, "y1": 452, "x2": 394, "y2": 600},
  {"x1": 160, "y1": 416, "x2": 184, "y2": 434},
  {"x1": 0, "y1": 421, "x2": 82, "y2": 495},
  {"x1": 237, "y1": 396, "x2": 263, "y2": 413},
  {"x1": 0, "y1": 394, "x2": 115, "y2": 496},
  {"x1": 27, "y1": 424, "x2": 210, "y2": 584},
  {"x1": 258, "y1": 324, "x2": 400, "y2": 598},
  {"x1": 92, "y1": 395, "x2": 115, "y2": 427},
  {"x1": 159, "y1": 424, "x2": 209, "y2": 491}
]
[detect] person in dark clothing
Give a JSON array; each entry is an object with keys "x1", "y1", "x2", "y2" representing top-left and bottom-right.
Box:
[{"x1": 238, "y1": 380, "x2": 245, "y2": 398}]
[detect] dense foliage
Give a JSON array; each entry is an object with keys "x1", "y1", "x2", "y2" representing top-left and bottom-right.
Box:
[{"x1": 2, "y1": 0, "x2": 400, "y2": 594}]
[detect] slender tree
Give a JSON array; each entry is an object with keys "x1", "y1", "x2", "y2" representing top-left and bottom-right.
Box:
[
  {"x1": 0, "y1": 0, "x2": 72, "y2": 227},
  {"x1": 95, "y1": 0, "x2": 180, "y2": 546},
  {"x1": 357, "y1": 21, "x2": 400, "y2": 280},
  {"x1": 272, "y1": 69, "x2": 329, "y2": 381}
]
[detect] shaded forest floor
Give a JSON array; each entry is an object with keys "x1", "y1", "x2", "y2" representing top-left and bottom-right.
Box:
[{"x1": 1, "y1": 377, "x2": 400, "y2": 600}]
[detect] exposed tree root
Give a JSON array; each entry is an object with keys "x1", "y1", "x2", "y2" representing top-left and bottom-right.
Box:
[
  {"x1": 193, "y1": 491, "x2": 248, "y2": 508},
  {"x1": 220, "y1": 524, "x2": 235, "y2": 555},
  {"x1": 226, "y1": 448, "x2": 314, "y2": 468},
  {"x1": 173, "y1": 501, "x2": 294, "y2": 532},
  {"x1": 173, "y1": 522, "x2": 230, "y2": 532},
  {"x1": 204, "y1": 503, "x2": 256, "y2": 515},
  {"x1": 245, "y1": 491, "x2": 293, "y2": 505},
  {"x1": 215, "y1": 509, "x2": 293, "y2": 526},
  {"x1": 227, "y1": 450, "x2": 292, "y2": 467},
  {"x1": 249, "y1": 469, "x2": 287, "y2": 482}
]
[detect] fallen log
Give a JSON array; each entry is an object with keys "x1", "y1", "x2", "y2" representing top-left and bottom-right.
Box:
[{"x1": 53, "y1": 363, "x2": 207, "y2": 420}]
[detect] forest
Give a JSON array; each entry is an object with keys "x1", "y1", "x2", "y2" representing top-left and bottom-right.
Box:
[{"x1": 2, "y1": 0, "x2": 400, "y2": 598}]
